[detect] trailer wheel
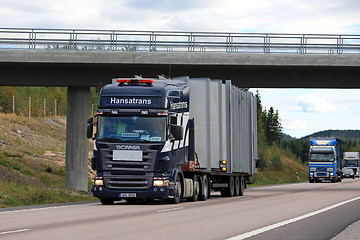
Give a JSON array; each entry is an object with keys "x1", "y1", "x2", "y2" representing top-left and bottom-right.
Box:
[
  {"x1": 234, "y1": 177, "x2": 240, "y2": 196},
  {"x1": 221, "y1": 176, "x2": 234, "y2": 197},
  {"x1": 239, "y1": 176, "x2": 245, "y2": 196},
  {"x1": 189, "y1": 175, "x2": 199, "y2": 202},
  {"x1": 170, "y1": 175, "x2": 182, "y2": 204},
  {"x1": 199, "y1": 175, "x2": 209, "y2": 201},
  {"x1": 100, "y1": 198, "x2": 114, "y2": 205}
]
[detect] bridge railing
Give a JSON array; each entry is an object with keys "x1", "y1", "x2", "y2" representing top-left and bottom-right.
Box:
[{"x1": 0, "y1": 28, "x2": 359, "y2": 54}]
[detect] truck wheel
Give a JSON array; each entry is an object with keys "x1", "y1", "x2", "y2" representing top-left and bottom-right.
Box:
[
  {"x1": 239, "y1": 176, "x2": 245, "y2": 196},
  {"x1": 170, "y1": 175, "x2": 182, "y2": 204},
  {"x1": 234, "y1": 177, "x2": 240, "y2": 196},
  {"x1": 189, "y1": 175, "x2": 199, "y2": 202},
  {"x1": 222, "y1": 176, "x2": 234, "y2": 197},
  {"x1": 100, "y1": 198, "x2": 114, "y2": 205},
  {"x1": 199, "y1": 175, "x2": 209, "y2": 201}
]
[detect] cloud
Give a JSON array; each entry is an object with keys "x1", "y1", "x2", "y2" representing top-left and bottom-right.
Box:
[
  {"x1": 1, "y1": 0, "x2": 360, "y2": 33},
  {"x1": 124, "y1": 0, "x2": 212, "y2": 11},
  {"x1": 297, "y1": 94, "x2": 335, "y2": 113},
  {"x1": 284, "y1": 120, "x2": 308, "y2": 131}
]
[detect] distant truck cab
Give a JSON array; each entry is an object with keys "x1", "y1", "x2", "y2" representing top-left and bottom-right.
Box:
[
  {"x1": 87, "y1": 76, "x2": 258, "y2": 204},
  {"x1": 343, "y1": 152, "x2": 359, "y2": 178},
  {"x1": 308, "y1": 137, "x2": 342, "y2": 183}
]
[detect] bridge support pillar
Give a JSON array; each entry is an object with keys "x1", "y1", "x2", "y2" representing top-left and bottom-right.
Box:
[{"x1": 65, "y1": 86, "x2": 90, "y2": 192}]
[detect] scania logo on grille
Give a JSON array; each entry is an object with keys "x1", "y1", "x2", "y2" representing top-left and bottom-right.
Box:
[{"x1": 116, "y1": 145, "x2": 141, "y2": 150}]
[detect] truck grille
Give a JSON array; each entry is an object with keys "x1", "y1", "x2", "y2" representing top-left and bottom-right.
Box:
[
  {"x1": 315, "y1": 172, "x2": 329, "y2": 177},
  {"x1": 98, "y1": 143, "x2": 160, "y2": 190}
]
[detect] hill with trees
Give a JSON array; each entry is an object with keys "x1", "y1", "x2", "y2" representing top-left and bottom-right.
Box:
[{"x1": 301, "y1": 129, "x2": 360, "y2": 142}]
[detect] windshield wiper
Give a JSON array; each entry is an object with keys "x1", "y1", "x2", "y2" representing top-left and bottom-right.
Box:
[
  {"x1": 120, "y1": 139, "x2": 152, "y2": 143},
  {"x1": 98, "y1": 137, "x2": 120, "y2": 143}
]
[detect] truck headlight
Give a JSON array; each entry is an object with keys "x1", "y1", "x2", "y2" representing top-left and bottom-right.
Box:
[
  {"x1": 330, "y1": 172, "x2": 334, "y2": 176},
  {"x1": 153, "y1": 179, "x2": 169, "y2": 187},
  {"x1": 92, "y1": 176, "x2": 103, "y2": 186},
  {"x1": 309, "y1": 172, "x2": 314, "y2": 175},
  {"x1": 310, "y1": 167, "x2": 316, "y2": 171},
  {"x1": 327, "y1": 168, "x2": 334, "y2": 172}
]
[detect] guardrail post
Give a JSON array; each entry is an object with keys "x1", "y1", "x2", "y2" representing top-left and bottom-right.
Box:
[
  {"x1": 188, "y1": 33, "x2": 195, "y2": 52},
  {"x1": 264, "y1": 34, "x2": 270, "y2": 53},
  {"x1": 110, "y1": 31, "x2": 117, "y2": 51},
  {"x1": 300, "y1": 35, "x2": 307, "y2": 54},
  {"x1": 337, "y1": 36, "x2": 343, "y2": 54},
  {"x1": 69, "y1": 30, "x2": 77, "y2": 50},
  {"x1": 226, "y1": 34, "x2": 233, "y2": 53},
  {"x1": 29, "y1": 30, "x2": 36, "y2": 50},
  {"x1": 149, "y1": 32, "x2": 156, "y2": 52}
]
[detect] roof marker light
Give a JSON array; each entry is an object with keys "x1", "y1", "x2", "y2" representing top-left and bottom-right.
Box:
[
  {"x1": 116, "y1": 79, "x2": 132, "y2": 83},
  {"x1": 116, "y1": 78, "x2": 154, "y2": 85},
  {"x1": 138, "y1": 79, "x2": 154, "y2": 84}
]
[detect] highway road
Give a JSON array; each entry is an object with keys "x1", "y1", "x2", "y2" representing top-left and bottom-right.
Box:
[{"x1": 1, "y1": 179, "x2": 360, "y2": 240}]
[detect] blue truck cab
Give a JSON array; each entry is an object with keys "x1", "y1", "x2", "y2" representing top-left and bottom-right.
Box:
[{"x1": 308, "y1": 137, "x2": 342, "y2": 183}]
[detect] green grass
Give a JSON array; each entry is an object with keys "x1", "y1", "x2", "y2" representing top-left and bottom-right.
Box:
[
  {"x1": 0, "y1": 182, "x2": 95, "y2": 208},
  {"x1": 250, "y1": 169, "x2": 307, "y2": 187},
  {"x1": 249, "y1": 143, "x2": 308, "y2": 187}
]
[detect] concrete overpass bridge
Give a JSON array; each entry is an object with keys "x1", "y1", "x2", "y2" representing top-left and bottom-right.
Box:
[{"x1": 0, "y1": 28, "x2": 360, "y2": 191}]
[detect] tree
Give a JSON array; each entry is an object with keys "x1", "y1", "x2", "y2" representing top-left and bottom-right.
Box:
[{"x1": 265, "y1": 107, "x2": 283, "y2": 144}]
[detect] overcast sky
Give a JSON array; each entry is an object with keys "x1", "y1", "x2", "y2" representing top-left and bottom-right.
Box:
[{"x1": 1, "y1": 0, "x2": 360, "y2": 138}]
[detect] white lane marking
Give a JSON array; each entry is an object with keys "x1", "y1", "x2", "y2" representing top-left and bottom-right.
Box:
[
  {"x1": 0, "y1": 229, "x2": 30, "y2": 235},
  {"x1": 157, "y1": 207, "x2": 184, "y2": 213},
  {"x1": 227, "y1": 196, "x2": 360, "y2": 240},
  {"x1": 239, "y1": 198, "x2": 253, "y2": 201},
  {"x1": 0, "y1": 203, "x2": 98, "y2": 215}
]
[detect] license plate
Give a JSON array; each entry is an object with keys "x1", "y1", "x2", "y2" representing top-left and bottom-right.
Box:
[
  {"x1": 113, "y1": 150, "x2": 142, "y2": 161},
  {"x1": 120, "y1": 193, "x2": 136, "y2": 198}
]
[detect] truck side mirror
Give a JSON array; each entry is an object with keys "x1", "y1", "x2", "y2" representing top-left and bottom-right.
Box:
[
  {"x1": 255, "y1": 158, "x2": 261, "y2": 168},
  {"x1": 87, "y1": 124, "x2": 94, "y2": 139},
  {"x1": 87, "y1": 117, "x2": 94, "y2": 139},
  {"x1": 170, "y1": 124, "x2": 183, "y2": 141}
]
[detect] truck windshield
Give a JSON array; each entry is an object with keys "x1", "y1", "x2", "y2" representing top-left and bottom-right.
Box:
[
  {"x1": 344, "y1": 159, "x2": 358, "y2": 166},
  {"x1": 96, "y1": 116, "x2": 167, "y2": 142},
  {"x1": 309, "y1": 153, "x2": 335, "y2": 162}
]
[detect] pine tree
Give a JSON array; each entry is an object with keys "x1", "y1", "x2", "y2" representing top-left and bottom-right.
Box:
[{"x1": 265, "y1": 106, "x2": 283, "y2": 144}]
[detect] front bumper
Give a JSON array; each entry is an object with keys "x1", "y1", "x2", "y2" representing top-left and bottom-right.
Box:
[
  {"x1": 308, "y1": 174, "x2": 336, "y2": 181},
  {"x1": 92, "y1": 185, "x2": 172, "y2": 200}
]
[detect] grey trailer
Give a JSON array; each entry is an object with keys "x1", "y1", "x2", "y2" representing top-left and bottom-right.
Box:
[{"x1": 185, "y1": 77, "x2": 258, "y2": 197}]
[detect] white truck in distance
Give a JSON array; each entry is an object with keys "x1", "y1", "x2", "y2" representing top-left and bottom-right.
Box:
[{"x1": 343, "y1": 152, "x2": 359, "y2": 178}]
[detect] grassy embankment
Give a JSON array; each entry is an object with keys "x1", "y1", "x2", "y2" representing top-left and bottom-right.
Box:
[
  {"x1": 0, "y1": 113, "x2": 95, "y2": 208},
  {"x1": 250, "y1": 144, "x2": 308, "y2": 186},
  {"x1": 0, "y1": 113, "x2": 308, "y2": 207}
]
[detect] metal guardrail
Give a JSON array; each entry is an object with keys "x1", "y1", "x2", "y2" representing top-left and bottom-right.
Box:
[{"x1": 0, "y1": 27, "x2": 359, "y2": 54}]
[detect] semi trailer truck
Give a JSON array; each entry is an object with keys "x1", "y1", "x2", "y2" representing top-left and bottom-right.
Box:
[
  {"x1": 343, "y1": 152, "x2": 359, "y2": 178},
  {"x1": 308, "y1": 137, "x2": 342, "y2": 183},
  {"x1": 87, "y1": 76, "x2": 258, "y2": 204}
]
